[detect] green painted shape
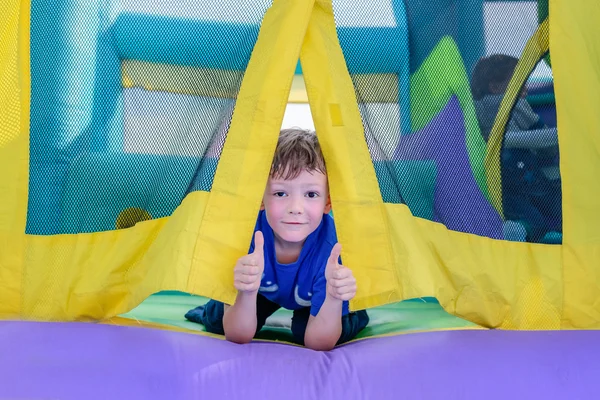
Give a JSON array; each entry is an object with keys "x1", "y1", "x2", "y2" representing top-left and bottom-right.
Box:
[
  {"x1": 120, "y1": 291, "x2": 478, "y2": 343},
  {"x1": 409, "y1": 36, "x2": 490, "y2": 202},
  {"x1": 537, "y1": 0, "x2": 548, "y2": 24},
  {"x1": 537, "y1": 0, "x2": 551, "y2": 67}
]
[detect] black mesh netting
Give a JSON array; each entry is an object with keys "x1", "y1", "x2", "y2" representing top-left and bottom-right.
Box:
[
  {"x1": 27, "y1": 0, "x2": 271, "y2": 235},
  {"x1": 27, "y1": 0, "x2": 561, "y2": 244},
  {"x1": 332, "y1": 0, "x2": 561, "y2": 244}
]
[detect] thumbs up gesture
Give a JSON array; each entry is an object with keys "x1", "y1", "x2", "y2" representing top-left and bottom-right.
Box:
[
  {"x1": 233, "y1": 231, "x2": 265, "y2": 293},
  {"x1": 325, "y1": 243, "x2": 357, "y2": 301}
]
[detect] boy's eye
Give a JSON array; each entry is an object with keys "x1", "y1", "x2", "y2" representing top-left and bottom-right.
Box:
[
  {"x1": 274, "y1": 192, "x2": 287, "y2": 197},
  {"x1": 306, "y1": 191, "x2": 319, "y2": 198}
]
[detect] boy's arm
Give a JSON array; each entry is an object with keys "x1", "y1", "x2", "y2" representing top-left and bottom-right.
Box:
[
  {"x1": 222, "y1": 231, "x2": 264, "y2": 344},
  {"x1": 304, "y1": 243, "x2": 357, "y2": 351},
  {"x1": 223, "y1": 292, "x2": 258, "y2": 344},
  {"x1": 304, "y1": 295, "x2": 343, "y2": 351}
]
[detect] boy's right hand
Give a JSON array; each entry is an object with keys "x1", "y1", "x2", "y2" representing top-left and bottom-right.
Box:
[{"x1": 233, "y1": 231, "x2": 265, "y2": 293}]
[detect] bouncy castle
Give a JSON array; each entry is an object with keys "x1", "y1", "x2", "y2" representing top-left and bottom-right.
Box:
[{"x1": 1, "y1": 0, "x2": 599, "y2": 397}]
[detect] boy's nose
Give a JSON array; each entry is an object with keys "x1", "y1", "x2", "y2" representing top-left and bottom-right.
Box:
[{"x1": 287, "y1": 198, "x2": 303, "y2": 214}]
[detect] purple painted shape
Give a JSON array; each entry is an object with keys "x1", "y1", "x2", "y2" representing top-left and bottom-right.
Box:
[
  {"x1": 394, "y1": 96, "x2": 503, "y2": 238},
  {"x1": 2, "y1": 321, "x2": 600, "y2": 400}
]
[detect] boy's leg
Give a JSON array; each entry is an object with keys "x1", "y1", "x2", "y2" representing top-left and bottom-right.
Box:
[
  {"x1": 290, "y1": 307, "x2": 311, "y2": 345},
  {"x1": 291, "y1": 308, "x2": 370, "y2": 346},
  {"x1": 185, "y1": 295, "x2": 281, "y2": 336},
  {"x1": 337, "y1": 310, "x2": 370, "y2": 345},
  {"x1": 185, "y1": 299, "x2": 226, "y2": 334},
  {"x1": 254, "y1": 295, "x2": 282, "y2": 335}
]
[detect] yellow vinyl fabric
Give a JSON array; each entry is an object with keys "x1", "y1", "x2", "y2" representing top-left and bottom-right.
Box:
[
  {"x1": 187, "y1": 0, "x2": 316, "y2": 304},
  {"x1": 551, "y1": 0, "x2": 600, "y2": 327},
  {"x1": 300, "y1": 0, "x2": 399, "y2": 309},
  {"x1": 0, "y1": 0, "x2": 29, "y2": 317},
  {"x1": 0, "y1": 0, "x2": 599, "y2": 330},
  {"x1": 0, "y1": 0, "x2": 316, "y2": 319},
  {"x1": 300, "y1": 1, "x2": 563, "y2": 328},
  {"x1": 303, "y1": 0, "x2": 596, "y2": 329}
]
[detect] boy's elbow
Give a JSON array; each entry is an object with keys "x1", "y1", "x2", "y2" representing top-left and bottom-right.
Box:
[
  {"x1": 225, "y1": 330, "x2": 254, "y2": 344},
  {"x1": 305, "y1": 341, "x2": 336, "y2": 351},
  {"x1": 304, "y1": 333, "x2": 338, "y2": 351},
  {"x1": 223, "y1": 319, "x2": 255, "y2": 344}
]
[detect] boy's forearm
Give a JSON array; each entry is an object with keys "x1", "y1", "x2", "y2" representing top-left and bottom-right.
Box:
[
  {"x1": 223, "y1": 291, "x2": 258, "y2": 344},
  {"x1": 304, "y1": 295, "x2": 343, "y2": 351}
]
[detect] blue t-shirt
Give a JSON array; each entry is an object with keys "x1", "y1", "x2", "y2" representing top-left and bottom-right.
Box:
[{"x1": 248, "y1": 210, "x2": 349, "y2": 317}]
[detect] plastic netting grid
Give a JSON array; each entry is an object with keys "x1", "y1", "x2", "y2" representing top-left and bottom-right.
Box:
[
  {"x1": 26, "y1": 1, "x2": 271, "y2": 235},
  {"x1": 497, "y1": 57, "x2": 562, "y2": 243},
  {"x1": 332, "y1": 0, "x2": 561, "y2": 243}
]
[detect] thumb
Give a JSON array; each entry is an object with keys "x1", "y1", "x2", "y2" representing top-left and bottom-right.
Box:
[
  {"x1": 327, "y1": 243, "x2": 342, "y2": 269},
  {"x1": 253, "y1": 231, "x2": 264, "y2": 258}
]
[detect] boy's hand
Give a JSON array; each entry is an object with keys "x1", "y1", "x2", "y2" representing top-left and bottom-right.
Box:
[
  {"x1": 233, "y1": 231, "x2": 265, "y2": 293},
  {"x1": 325, "y1": 243, "x2": 357, "y2": 301}
]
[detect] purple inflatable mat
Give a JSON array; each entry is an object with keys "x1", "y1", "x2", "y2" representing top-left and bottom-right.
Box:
[{"x1": 1, "y1": 321, "x2": 598, "y2": 399}]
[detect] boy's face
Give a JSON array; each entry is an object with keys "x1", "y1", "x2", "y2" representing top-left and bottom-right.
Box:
[{"x1": 262, "y1": 168, "x2": 331, "y2": 248}]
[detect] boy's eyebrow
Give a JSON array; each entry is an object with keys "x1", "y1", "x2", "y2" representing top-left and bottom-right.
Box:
[
  {"x1": 268, "y1": 180, "x2": 289, "y2": 187},
  {"x1": 302, "y1": 184, "x2": 324, "y2": 189},
  {"x1": 268, "y1": 182, "x2": 325, "y2": 190}
]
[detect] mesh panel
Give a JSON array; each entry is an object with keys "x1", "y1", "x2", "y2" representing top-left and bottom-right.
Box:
[
  {"x1": 498, "y1": 58, "x2": 561, "y2": 244},
  {"x1": 27, "y1": 0, "x2": 270, "y2": 235},
  {"x1": 27, "y1": 0, "x2": 562, "y2": 244},
  {"x1": 332, "y1": 0, "x2": 561, "y2": 244}
]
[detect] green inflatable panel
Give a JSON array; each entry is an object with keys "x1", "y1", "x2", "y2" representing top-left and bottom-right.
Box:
[
  {"x1": 121, "y1": 292, "x2": 480, "y2": 343},
  {"x1": 409, "y1": 36, "x2": 490, "y2": 202},
  {"x1": 537, "y1": 0, "x2": 551, "y2": 67}
]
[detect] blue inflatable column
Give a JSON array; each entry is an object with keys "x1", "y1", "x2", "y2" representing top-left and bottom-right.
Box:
[
  {"x1": 391, "y1": 0, "x2": 411, "y2": 133},
  {"x1": 457, "y1": 0, "x2": 485, "y2": 74},
  {"x1": 400, "y1": 0, "x2": 485, "y2": 75},
  {"x1": 29, "y1": 0, "x2": 123, "y2": 234}
]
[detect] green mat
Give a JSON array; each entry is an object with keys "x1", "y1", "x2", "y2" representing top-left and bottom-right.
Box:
[{"x1": 120, "y1": 292, "x2": 481, "y2": 342}]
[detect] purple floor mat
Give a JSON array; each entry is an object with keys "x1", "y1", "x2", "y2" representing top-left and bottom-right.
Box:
[{"x1": 1, "y1": 321, "x2": 598, "y2": 399}]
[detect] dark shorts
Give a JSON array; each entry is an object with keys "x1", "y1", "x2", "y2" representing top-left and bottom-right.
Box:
[{"x1": 185, "y1": 294, "x2": 369, "y2": 346}]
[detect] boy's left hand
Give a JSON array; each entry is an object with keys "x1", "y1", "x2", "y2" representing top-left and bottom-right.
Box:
[{"x1": 325, "y1": 243, "x2": 357, "y2": 301}]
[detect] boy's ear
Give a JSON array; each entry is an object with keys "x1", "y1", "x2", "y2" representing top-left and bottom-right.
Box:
[{"x1": 324, "y1": 195, "x2": 332, "y2": 214}]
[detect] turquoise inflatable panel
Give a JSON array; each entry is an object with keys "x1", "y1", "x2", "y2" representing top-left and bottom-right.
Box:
[
  {"x1": 60, "y1": 153, "x2": 203, "y2": 234},
  {"x1": 373, "y1": 160, "x2": 437, "y2": 220},
  {"x1": 113, "y1": 14, "x2": 259, "y2": 71},
  {"x1": 27, "y1": 0, "x2": 413, "y2": 234},
  {"x1": 399, "y1": 0, "x2": 485, "y2": 74},
  {"x1": 29, "y1": 0, "x2": 123, "y2": 234},
  {"x1": 115, "y1": 13, "x2": 410, "y2": 76}
]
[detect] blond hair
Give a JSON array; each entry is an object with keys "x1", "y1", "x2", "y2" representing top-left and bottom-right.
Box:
[{"x1": 270, "y1": 128, "x2": 327, "y2": 180}]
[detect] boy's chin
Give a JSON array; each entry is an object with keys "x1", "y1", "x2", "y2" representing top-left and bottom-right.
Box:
[
  {"x1": 277, "y1": 234, "x2": 308, "y2": 243},
  {"x1": 273, "y1": 231, "x2": 311, "y2": 246}
]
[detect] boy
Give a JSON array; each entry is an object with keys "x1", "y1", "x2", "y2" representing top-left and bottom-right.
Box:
[{"x1": 186, "y1": 128, "x2": 369, "y2": 350}]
